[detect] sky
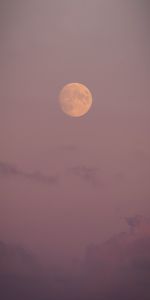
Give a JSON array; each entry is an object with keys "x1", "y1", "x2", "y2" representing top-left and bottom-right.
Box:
[{"x1": 0, "y1": 0, "x2": 150, "y2": 266}]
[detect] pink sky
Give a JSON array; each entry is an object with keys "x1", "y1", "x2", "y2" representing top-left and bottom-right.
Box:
[{"x1": 0, "y1": 0, "x2": 150, "y2": 266}]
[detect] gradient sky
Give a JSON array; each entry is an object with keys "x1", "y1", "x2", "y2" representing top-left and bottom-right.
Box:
[{"x1": 0, "y1": 0, "x2": 150, "y2": 266}]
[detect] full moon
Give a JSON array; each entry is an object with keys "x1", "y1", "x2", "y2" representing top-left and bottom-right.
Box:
[{"x1": 59, "y1": 83, "x2": 93, "y2": 117}]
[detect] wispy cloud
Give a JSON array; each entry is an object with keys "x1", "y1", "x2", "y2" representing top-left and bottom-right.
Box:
[
  {"x1": 0, "y1": 161, "x2": 58, "y2": 185},
  {"x1": 68, "y1": 165, "x2": 99, "y2": 187}
]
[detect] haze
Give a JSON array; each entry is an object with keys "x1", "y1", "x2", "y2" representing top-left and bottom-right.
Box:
[{"x1": 0, "y1": 0, "x2": 150, "y2": 272}]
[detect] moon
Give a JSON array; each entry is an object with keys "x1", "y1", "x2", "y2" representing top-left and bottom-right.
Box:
[{"x1": 59, "y1": 83, "x2": 93, "y2": 117}]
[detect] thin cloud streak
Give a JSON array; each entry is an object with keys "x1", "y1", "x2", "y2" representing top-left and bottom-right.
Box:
[
  {"x1": 0, "y1": 161, "x2": 58, "y2": 185},
  {"x1": 68, "y1": 165, "x2": 100, "y2": 187}
]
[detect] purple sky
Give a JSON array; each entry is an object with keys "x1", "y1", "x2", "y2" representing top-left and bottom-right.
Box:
[{"x1": 0, "y1": 0, "x2": 150, "y2": 266}]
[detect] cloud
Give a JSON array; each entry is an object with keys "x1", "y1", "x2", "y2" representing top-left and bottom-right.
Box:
[
  {"x1": 0, "y1": 162, "x2": 19, "y2": 176},
  {"x1": 83, "y1": 215, "x2": 150, "y2": 299},
  {"x1": 68, "y1": 165, "x2": 99, "y2": 187},
  {"x1": 125, "y1": 214, "x2": 143, "y2": 231},
  {"x1": 0, "y1": 240, "x2": 38, "y2": 275},
  {"x1": 1, "y1": 215, "x2": 150, "y2": 300},
  {"x1": 0, "y1": 161, "x2": 58, "y2": 185}
]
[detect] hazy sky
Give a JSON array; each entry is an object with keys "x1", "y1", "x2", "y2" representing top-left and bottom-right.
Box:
[{"x1": 0, "y1": 0, "x2": 150, "y2": 265}]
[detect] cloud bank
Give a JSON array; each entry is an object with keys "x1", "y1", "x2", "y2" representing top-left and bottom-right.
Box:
[{"x1": 1, "y1": 215, "x2": 150, "y2": 299}]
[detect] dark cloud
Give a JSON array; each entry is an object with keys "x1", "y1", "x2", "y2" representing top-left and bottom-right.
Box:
[
  {"x1": 125, "y1": 214, "x2": 143, "y2": 231},
  {"x1": 0, "y1": 161, "x2": 58, "y2": 185},
  {"x1": 1, "y1": 216, "x2": 150, "y2": 300},
  {"x1": 82, "y1": 215, "x2": 150, "y2": 299},
  {"x1": 0, "y1": 240, "x2": 39, "y2": 275},
  {"x1": 68, "y1": 165, "x2": 100, "y2": 187}
]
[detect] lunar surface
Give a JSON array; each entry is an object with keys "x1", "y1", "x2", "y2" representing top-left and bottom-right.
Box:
[{"x1": 59, "y1": 83, "x2": 93, "y2": 117}]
